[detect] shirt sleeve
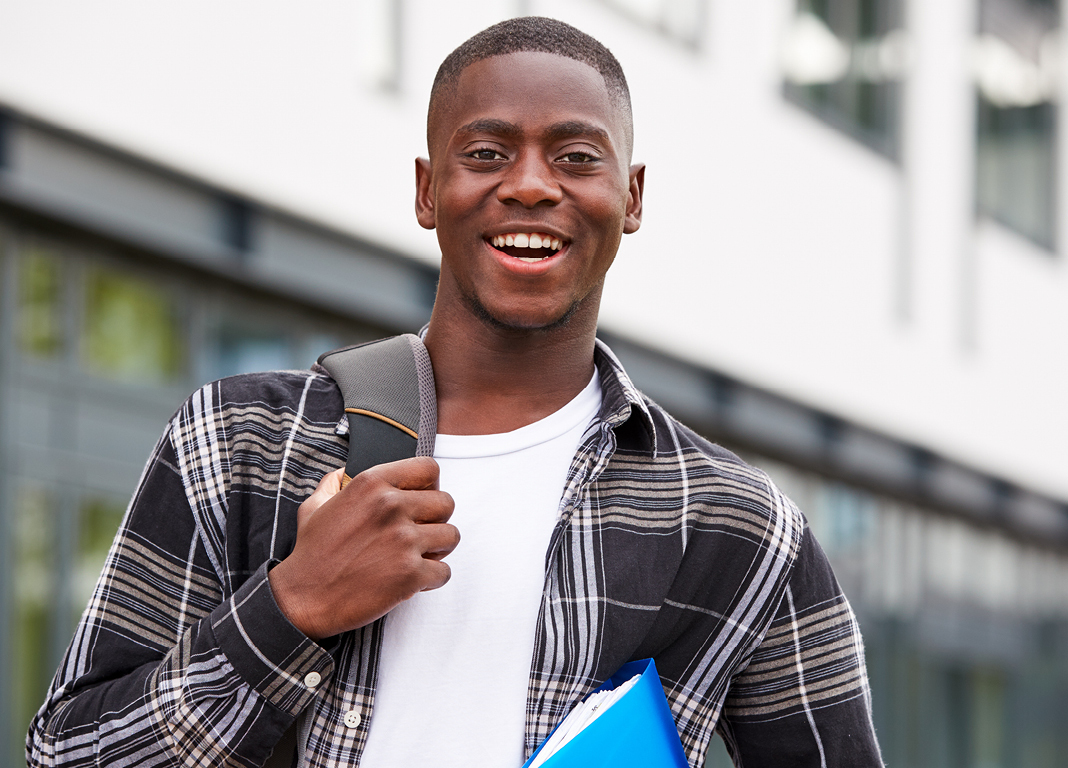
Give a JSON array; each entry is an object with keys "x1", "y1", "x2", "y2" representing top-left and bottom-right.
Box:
[
  {"x1": 26, "y1": 408, "x2": 335, "y2": 768},
  {"x1": 716, "y1": 527, "x2": 885, "y2": 767}
]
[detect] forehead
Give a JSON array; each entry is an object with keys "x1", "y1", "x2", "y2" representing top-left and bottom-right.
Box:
[{"x1": 429, "y1": 51, "x2": 626, "y2": 153}]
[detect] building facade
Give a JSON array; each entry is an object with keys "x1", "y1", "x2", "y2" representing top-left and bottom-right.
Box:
[{"x1": 1, "y1": 0, "x2": 1067, "y2": 766}]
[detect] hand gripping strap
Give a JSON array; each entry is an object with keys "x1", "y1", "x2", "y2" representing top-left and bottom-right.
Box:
[{"x1": 317, "y1": 334, "x2": 437, "y2": 486}]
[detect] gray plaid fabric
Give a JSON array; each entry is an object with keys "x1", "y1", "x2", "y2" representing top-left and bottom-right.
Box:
[{"x1": 27, "y1": 340, "x2": 882, "y2": 767}]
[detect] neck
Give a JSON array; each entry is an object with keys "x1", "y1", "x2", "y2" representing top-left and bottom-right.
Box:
[{"x1": 423, "y1": 306, "x2": 599, "y2": 437}]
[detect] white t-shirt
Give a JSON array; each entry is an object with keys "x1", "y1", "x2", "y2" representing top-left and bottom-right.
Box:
[{"x1": 358, "y1": 373, "x2": 602, "y2": 768}]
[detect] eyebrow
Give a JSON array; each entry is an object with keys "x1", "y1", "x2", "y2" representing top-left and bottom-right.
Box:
[
  {"x1": 456, "y1": 119, "x2": 523, "y2": 138},
  {"x1": 543, "y1": 121, "x2": 612, "y2": 146},
  {"x1": 456, "y1": 118, "x2": 613, "y2": 146}
]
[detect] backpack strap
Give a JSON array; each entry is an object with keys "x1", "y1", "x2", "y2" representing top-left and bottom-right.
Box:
[{"x1": 317, "y1": 334, "x2": 437, "y2": 487}]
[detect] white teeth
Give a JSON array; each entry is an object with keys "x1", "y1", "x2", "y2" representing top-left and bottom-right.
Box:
[
  {"x1": 517, "y1": 256, "x2": 543, "y2": 263},
  {"x1": 490, "y1": 232, "x2": 566, "y2": 253}
]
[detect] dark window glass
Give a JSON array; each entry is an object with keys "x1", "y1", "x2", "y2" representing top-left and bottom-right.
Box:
[
  {"x1": 10, "y1": 486, "x2": 57, "y2": 760},
  {"x1": 81, "y1": 267, "x2": 186, "y2": 383},
  {"x1": 783, "y1": 0, "x2": 905, "y2": 158},
  {"x1": 74, "y1": 498, "x2": 125, "y2": 622},
  {"x1": 976, "y1": 0, "x2": 1059, "y2": 248},
  {"x1": 210, "y1": 326, "x2": 294, "y2": 380},
  {"x1": 17, "y1": 246, "x2": 64, "y2": 359}
]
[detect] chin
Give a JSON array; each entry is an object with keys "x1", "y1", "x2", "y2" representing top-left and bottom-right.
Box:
[{"x1": 467, "y1": 294, "x2": 580, "y2": 334}]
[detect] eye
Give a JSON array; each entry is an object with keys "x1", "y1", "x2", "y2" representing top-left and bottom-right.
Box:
[
  {"x1": 560, "y1": 151, "x2": 598, "y2": 164},
  {"x1": 468, "y1": 148, "x2": 506, "y2": 161}
]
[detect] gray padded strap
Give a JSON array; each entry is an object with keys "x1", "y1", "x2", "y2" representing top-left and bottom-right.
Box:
[{"x1": 318, "y1": 334, "x2": 437, "y2": 481}]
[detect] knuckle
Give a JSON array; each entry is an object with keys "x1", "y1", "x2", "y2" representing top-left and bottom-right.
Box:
[
  {"x1": 413, "y1": 455, "x2": 439, "y2": 473},
  {"x1": 344, "y1": 469, "x2": 377, "y2": 495},
  {"x1": 370, "y1": 488, "x2": 404, "y2": 520}
]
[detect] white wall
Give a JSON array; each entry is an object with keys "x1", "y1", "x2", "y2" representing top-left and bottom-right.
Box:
[{"x1": 1, "y1": 0, "x2": 1065, "y2": 500}]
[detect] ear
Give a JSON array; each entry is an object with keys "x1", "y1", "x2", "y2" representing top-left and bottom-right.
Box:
[
  {"x1": 623, "y1": 164, "x2": 645, "y2": 234},
  {"x1": 414, "y1": 157, "x2": 436, "y2": 230}
]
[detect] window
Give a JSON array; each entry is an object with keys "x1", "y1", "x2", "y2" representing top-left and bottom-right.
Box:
[
  {"x1": 74, "y1": 499, "x2": 125, "y2": 620},
  {"x1": 975, "y1": 0, "x2": 1059, "y2": 248},
  {"x1": 358, "y1": 0, "x2": 403, "y2": 90},
  {"x1": 81, "y1": 266, "x2": 186, "y2": 384},
  {"x1": 17, "y1": 246, "x2": 64, "y2": 360},
  {"x1": 6, "y1": 487, "x2": 126, "y2": 763},
  {"x1": 782, "y1": 0, "x2": 906, "y2": 158},
  {"x1": 9, "y1": 485, "x2": 57, "y2": 760},
  {"x1": 600, "y1": 0, "x2": 707, "y2": 48}
]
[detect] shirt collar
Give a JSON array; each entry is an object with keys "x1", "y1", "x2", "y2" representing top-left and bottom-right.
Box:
[
  {"x1": 400, "y1": 327, "x2": 658, "y2": 456},
  {"x1": 593, "y1": 338, "x2": 659, "y2": 457}
]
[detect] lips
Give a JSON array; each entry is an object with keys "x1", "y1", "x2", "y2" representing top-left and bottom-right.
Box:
[{"x1": 487, "y1": 231, "x2": 568, "y2": 263}]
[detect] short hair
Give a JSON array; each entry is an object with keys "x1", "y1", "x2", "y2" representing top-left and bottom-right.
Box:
[{"x1": 428, "y1": 17, "x2": 633, "y2": 156}]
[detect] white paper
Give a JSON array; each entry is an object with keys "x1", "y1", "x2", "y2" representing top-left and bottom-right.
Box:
[{"x1": 526, "y1": 674, "x2": 641, "y2": 768}]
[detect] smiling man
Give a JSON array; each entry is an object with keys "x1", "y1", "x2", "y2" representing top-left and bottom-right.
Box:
[{"x1": 28, "y1": 17, "x2": 882, "y2": 768}]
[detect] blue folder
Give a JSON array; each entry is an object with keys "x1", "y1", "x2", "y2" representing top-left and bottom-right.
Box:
[{"x1": 522, "y1": 658, "x2": 689, "y2": 767}]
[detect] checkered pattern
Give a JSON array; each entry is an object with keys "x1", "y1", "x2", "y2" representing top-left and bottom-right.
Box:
[{"x1": 27, "y1": 342, "x2": 882, "y2": 767}]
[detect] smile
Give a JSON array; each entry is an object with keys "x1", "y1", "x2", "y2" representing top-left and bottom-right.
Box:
[{"x1": 489, "y1": 232, "x2": 567, "y2": 263}]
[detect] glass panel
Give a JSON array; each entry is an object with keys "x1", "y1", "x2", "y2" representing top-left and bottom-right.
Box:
[
  {"x1": 210, "y1": 327, "x2": 294, "y2": 380},
  {"x1": 782, "y1": 0, "x2": 905, "y2": 158},
  {"x1": 17, "y1": 246, "x2": 64, "y2": 359},
  {"x1": 970, "y1": 667, "x2": 1006, "y2": 768},
  {"x1": 975, "y1": 0, "x2": 1058, "y2": 250},
  {"x1": 81, "y1": 266, "x2": 186, "y2": 383},
  {"x1": 10, "y1": 485, "x2": 57, "y2": 756},
  {"x1": 73, "y1": 498, "x2": 125, "y2": 622}
]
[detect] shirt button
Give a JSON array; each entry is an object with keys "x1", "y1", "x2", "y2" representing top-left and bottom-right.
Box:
[
  {"x1": 304, "y1": 671, "x2": 322, "y2": 689},
  {"x1": 343, "y1": 710, "x2": 362, "y2": 729}
]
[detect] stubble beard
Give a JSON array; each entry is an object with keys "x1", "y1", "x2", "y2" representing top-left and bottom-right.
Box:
[{"x1": 460, "y1": 287, "x2": 582, "y2": 335}]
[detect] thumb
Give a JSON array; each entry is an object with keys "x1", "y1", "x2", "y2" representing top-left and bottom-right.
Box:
[{"x1": 298, "y1": 467, "x2": 345, "y2": 524}]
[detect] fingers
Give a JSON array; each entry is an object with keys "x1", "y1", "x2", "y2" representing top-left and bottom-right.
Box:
[
  {"x1": 348, "y1": 459, "x2": 453, "y2": 525},
  {"x1": 366, "y1": 455, "x2": 442, "y2": 491},
  {"x1": 419, "y1": 558, "x2": 452, "y2": 592},
  {"x1": 421, "y1": 523, "x2": 460, "y2": 561}
]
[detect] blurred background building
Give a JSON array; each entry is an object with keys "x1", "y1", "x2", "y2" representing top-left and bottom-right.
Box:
[{"x1": 1, "y1": 0, "x2": 1067, "y2": 766}]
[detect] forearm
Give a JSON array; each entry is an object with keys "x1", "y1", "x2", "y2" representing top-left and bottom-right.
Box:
[
  {"x1": 26, "y1": 408, "x2": 333, "y2": 767},
  {"x1": 27, "y1": 561, "x2": 333, "y2": 768}
]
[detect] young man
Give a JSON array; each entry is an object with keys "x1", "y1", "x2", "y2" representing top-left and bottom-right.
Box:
[{"x1": 28, "y1": 17, "x2": 883, "y2": 768}]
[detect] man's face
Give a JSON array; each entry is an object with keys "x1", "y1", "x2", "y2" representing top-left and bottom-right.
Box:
[{"x1": 416, "y1": 51, "x2": 644, "y2": 333}]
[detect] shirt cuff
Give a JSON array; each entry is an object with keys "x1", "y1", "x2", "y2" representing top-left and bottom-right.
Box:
[{"x1": 210, "y1": 561, "x2": 335, "y2": 716}]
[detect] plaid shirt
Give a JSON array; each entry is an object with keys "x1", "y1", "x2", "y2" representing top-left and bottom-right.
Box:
[{"x1": 27, "y1": 340, "x2": 882, "y2": 767}]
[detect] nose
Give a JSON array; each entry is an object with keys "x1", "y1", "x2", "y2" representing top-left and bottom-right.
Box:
[{"x1": 496, "y1": 151, "x2": 562, "y2": 208}]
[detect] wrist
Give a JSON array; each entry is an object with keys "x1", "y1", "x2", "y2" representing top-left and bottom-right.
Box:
[{"x1": 268, "y1": 560, "x2": 325, "y2": 640}]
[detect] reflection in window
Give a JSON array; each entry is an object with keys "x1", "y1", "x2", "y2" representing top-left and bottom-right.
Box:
[
  {"x1": 600, "y1": 0, "x2": 707, "y2": 48},
  {"x1": 975, "y1": 0, "x2": 1059, "y2": 248},
  {"x1": 10, "y1": 486, "x2": 56, "y2": 757},
  {"x1": 81, "y1": 267, "x2": 186, "y2": 384},
  {"x1": 782, "y1": 0, "x2": 907, "y2": 158},
  {"x1": 17, "y1": 246, "x2": 64, "y2": 359},
  {"x1": 74, "y1": 499, "x2": 125, "y2": 622}
]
